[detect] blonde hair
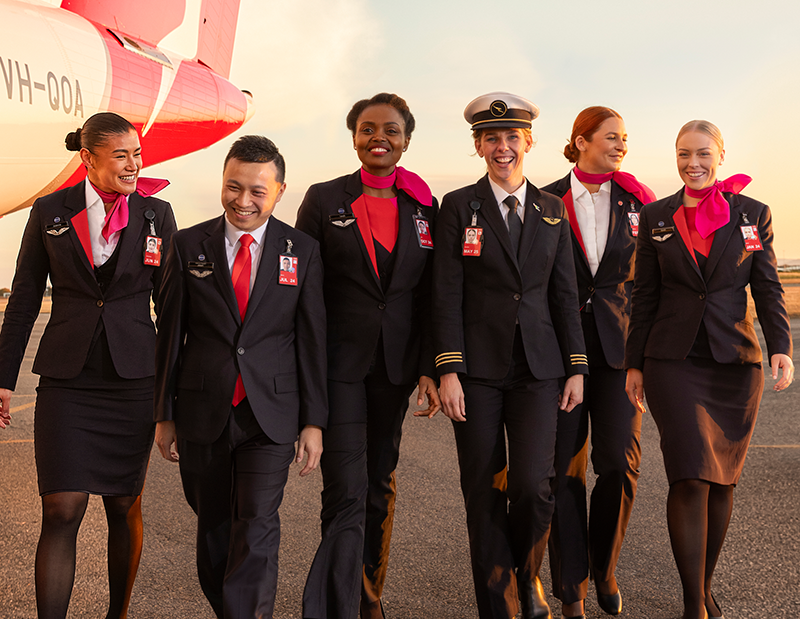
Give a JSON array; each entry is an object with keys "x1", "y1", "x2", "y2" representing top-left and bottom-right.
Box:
[
  {"x1": 676, "y1": 120, "x2": 724, "y2": 150},
  {"x1": 472, "y1": 127, "x2": 533, "y2": 143}
]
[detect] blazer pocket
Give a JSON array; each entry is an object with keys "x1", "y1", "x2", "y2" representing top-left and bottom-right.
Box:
[
  {"x1": 274, "y1": 372, "x2": 299, "y2": 393},
  {"x1": 177, "y1": 371, "x2": 204, "y2": 391}
]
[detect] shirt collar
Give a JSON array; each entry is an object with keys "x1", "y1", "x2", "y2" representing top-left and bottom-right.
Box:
[
  {"x1": 488, "y1": 176, "x2": 527, "y2": 209},
  {"x1": 224, "y1": 215, "x2": 269, "y2": 248},
  {"x1": 569, "y1": 170, "x2": 611, "y2": 201}
]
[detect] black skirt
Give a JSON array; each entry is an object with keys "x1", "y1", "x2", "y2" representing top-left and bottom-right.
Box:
[
  {"x1": 34, "y1": 327, "x2": 154, "y2": 496},
  {"x1": 643, "y1": 357, "x2": 764, "y2": 485}
]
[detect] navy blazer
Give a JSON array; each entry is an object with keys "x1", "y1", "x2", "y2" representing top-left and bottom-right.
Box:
[
  {"x1": 542, "y1": 173, "x2": 647, "y2": 369},
  {"x1": 432, "y1": 175, "x2": 587, "y2": 381},
  {"x1": 295, "y1": 170, "x2": 437, "y2": 385},
  {"x1": 153, "y1": 215, "x2": 328, "y2": 445},
  {"x1": 0, "y1": 181, "x2": 176, "y2": 388},
  {"x1": 624, "y1": 189, "x2": 792, "y2": 370}
]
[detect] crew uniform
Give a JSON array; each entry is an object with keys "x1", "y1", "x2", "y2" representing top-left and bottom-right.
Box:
[
  {"x1": 625, "y1": 186, "x2": 792, "y2": 485},
  {"x1": 541, "y1": 171, "x2": 652, "y2": 606},
  {"x1": 432, "y1": 93, "x2": 587, "y2": 619}
]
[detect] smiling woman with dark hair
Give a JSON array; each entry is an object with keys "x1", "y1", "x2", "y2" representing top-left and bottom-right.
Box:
[
  {"x1": 0, "y1": 112, "x2": 176, "y2": 619},
  {"x1": 296, "y1": 92, "x2": 440, "y2": 619}
]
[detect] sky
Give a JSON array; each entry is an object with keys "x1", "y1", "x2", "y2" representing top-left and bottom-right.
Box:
[{"x1": 2, "y1": 0, "x2": 800, "y2": 287}]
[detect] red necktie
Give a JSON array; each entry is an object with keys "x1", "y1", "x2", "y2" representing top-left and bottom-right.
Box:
[{"x1": 231, "y1": 234, "x2": 254, "y2": 406}]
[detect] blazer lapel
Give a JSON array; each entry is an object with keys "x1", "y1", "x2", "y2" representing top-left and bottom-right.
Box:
[
  {"x1": 108, "y1": 192, "x2": 147, "y2": 290},
  {"x1": 203, "y1": 216, "x2": 241, "y2": 323},
  {"x1": 344, "y1": 170, "x2": 383, "y2": 293},
  {"x1": 62, "y1": 181, "x2": 96, "y2": 278},
  {"x1": 246, "y1": 217, "x2": 282, "y2": 317},
  {"x1": 703, "y1": 194, "x2": 739, "y2": 280},
  {"x1": 517, "y1": 180, "x2": 544, "y2": 270},
  {"x1": 664, "y1": 191, "x2": 704, "y2": 283},
  {"x1": 386, "y1": 191, "x2": 417, "y2": 288},
  {"x1": 475, "y1": 175, "x2": 517, "y2": 268}
]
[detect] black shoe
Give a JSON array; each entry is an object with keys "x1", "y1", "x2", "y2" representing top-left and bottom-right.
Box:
[
  {"x1": 518, "y1": 577, "x2": 551, "y2": 619},
  {"x1": 596, "y1": 589, "x2": 622, "y2": 616}
]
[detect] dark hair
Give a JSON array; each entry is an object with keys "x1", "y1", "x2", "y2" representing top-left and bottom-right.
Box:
[
  {"x1": 563, "y1": 106, "x2": 623, "y2": 163},
  {"x1": 64, "y1": 112, "x2": 136, "y2": 152},
  {"x1": 346, "y1": 93, "x2": 415, "y2": 137},
  {"x1": 224, "y1": 135, "x2": 286, "y2": 183}
]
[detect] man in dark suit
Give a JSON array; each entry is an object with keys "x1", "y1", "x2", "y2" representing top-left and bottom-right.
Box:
[
  {"x1": 154, "y1": 136, "x2": 327, "y2": 619},
  {"x1": 433, "y1": 92, "x2": 587, "y2": 619}
]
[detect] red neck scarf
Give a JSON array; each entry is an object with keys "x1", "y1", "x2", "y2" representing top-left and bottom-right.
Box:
[
  {"x1": 573, "y1": 167, "x2": 656, "y2": 207},
  {"x1": 91, "y1": 177, "x2": 170, "y2": 241},
  {"x1": 360, "y1": 166, "x2": 433, "y2": 207},
  {"x1": 683, "y1": 174, "x2": 751, "y2": 239}
]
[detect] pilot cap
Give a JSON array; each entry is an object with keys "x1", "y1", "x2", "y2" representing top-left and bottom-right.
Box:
[{"x1": 464, "y1": 92, "x2": 540, "y2": 130}]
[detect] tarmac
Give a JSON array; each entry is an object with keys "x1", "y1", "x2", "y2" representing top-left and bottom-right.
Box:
[{"x1": 0, "y1": 314, "x2": 798, "y2": 618}]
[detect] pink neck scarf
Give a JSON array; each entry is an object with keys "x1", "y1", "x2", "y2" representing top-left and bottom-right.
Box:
[
  {"x1": 683, "y1": 174, "x2": 751, "y2": 239},
  {"x1": 91, "y1": 177, "x2": 170, "y2": 241},
  {"x1": 360, "y1": 166, "x2": 433, "y2": 207},
  {"x1": 573, "y1": 167, "x2": 656, "y2": 207}
]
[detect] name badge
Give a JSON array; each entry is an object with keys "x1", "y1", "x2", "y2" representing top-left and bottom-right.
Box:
[
  {"x1": 45, "y1": 222, "x2": 70, "y2": 236},
  {"x1": 627, "y1": 211, "x2": 640, "y2": 237},
  {"x1": 414, "y1": 214, "x2": 433, "y2": 249},
  {"x1": 144, "y1": 235, "x2": 162, "y2": 266},
  {"x1": 740, "y1": 225, "x2": 763, "y2": 251},
  {"x1": 188, "y1": 261, "x2": 214, "y2": 278},
  {"x1": 279, "y1": 239, "x2": 298, "y2": 286},
  {"x1": 652, "y1": 226, "x2": 675, "y2": 242},
  {"x1": 462, "y1": 227, "x2": 484, "y2": 256},
  {"x1": 329, "y1": 213, "x2": 357, "y2": 228}
]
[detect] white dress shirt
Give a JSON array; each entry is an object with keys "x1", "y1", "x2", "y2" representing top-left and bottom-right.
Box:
[
  {"x1": 489, "y1": 177, "x2": 528, "y2": 227},
  {"x1": 224, "y1": 216, "x2": 270, "y2": 294},
  {"x1": 570, "y1": 170, "x2": 611, "y2": 277},
  {"x1": 84, "y1": 181, "x2": 122, "y2": 267}
]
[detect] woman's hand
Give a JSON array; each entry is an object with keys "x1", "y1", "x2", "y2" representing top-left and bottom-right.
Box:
[
  {"x1": 625, "y1": 369, "x2": 647, "y2": 414},
  {"x1": 438, "y1": 373, "x2": 466, "y2": 422},
  {"x1": 296, "y1": 425, "x2": 323, "y2": 477},
  {"x1": 155, "y1": 420, "x2": 179, "y2": 462},
  {"x1": 413, "y1": 375, "x2": 442, "y2": 418},
  {"x1": 771, "y1": 353, "x2": 794, "y2": 391},
  {"x1": 559, "y1": 375, "x2": 584, "y2": 413},
  {"x1": 0, "y1": 388, "x2": 11, "y2": 429}
]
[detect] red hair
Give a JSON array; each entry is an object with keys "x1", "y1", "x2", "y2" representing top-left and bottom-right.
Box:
[{"x1": 563, "y1": 106, "x2": 623, "y2": 163}]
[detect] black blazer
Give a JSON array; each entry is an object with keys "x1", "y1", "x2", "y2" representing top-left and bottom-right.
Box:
[
  {"x1": 153, "y1": 215, "x2": 328, "y2": 446},
  {"x1": 295, "y1": 170, "x2": 437, "y2": 385},
  {"x1": 432, "y1": 175, "x2": 587, "y2": 381},
  {"x1": 624, "y1": 190, "x2": 792, "y2": 369},
  {"x1": 542, "y1": 173, "x2": 646, "y2": 369},
  {"x1": 0, "y1": 181, "x2": 176, "y2": 388}
]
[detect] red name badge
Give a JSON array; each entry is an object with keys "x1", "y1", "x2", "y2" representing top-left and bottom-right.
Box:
[
  {"x1": 627, "y1": 211, "x2": 640, "y2": 237},
  {"x1": 740, "y1": 225, "x2": 763, "y2": 251},
  {"x1": 144, "y1": 235, "x2": 162, "y2": 266},
  {"x1": 279, "y1": 255, "x2": 298, "y2": 285},
  {"x1": 462, "y1": 227, "x2": 483, "y2": 256},
  {"x1": 414, "y1": 215, "x2": 433, "y2": 249}
]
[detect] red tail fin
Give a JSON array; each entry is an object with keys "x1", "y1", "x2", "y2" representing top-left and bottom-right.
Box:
[
  {"x1": 60, "y1": 0, "x2": 185, "y2": 46},
  {"x1": 196, "y1": 0, "x2": 241, "y2": 79}
]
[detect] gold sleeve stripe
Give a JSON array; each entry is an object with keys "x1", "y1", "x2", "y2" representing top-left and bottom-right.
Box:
[
  {"x1": 435, "y1": 353, "x2": 463, "y2": 366},
  {"x1": 435, "y1": 352, "x2": 463, "y2": 362}
]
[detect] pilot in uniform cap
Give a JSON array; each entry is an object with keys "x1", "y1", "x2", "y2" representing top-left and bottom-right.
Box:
[{"x1": 464, "y1": 92, "x2": 540, "y2": 130}]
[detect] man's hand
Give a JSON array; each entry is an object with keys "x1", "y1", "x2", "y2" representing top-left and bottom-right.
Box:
[
  {"x1": 155, "y1": 420, "x2": 180, "y2": 462},
  {"x1": 625, "y1": 369, "x2": 646, "y2": 415},
  {"x1": 413, "y1": 375, "x2": 442, "y2": 418},
  {"x1": 771, "y1": 353, "x2": 794, "y2": 391},
  {"x1": 296, "y1": 425, "x2": 323, "y2": 477},
  {"x1": 559, "y1": 375, "x2": 584, "y2": 413}
]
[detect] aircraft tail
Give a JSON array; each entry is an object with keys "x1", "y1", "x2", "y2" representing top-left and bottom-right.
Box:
[{"x1": 196, "y1": 0, "x2": 241, "y2": 79}]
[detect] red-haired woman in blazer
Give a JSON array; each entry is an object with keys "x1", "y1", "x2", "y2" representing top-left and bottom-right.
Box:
[
  {"x1": 625, "y1": 120, "x2": 793, "y2": 619},
  {"x1": 542, "y1": 106, "x2": 655, "y2": 619},
  {"x1": 0, "y1": 112, "x2": 176, "y2": 618}
]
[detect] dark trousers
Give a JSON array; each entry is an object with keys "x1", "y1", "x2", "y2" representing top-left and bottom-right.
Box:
[
  {"x1": 454, "y1": 330, "x2": 560, "y2": 619},
  {"x1": 179, "y1": 399, "x2": 294, "y2": 619},
  {"x1": 548, "y1": 310, "x2": 641, "y2": 604},
  {"x1": 303, "y1": 351, "x2": 414, "y2": 619}
]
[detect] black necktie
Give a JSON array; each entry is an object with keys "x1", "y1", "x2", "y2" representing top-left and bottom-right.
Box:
[{"x1": 504, "y1": 195, "x2": 522, "y2": 257}]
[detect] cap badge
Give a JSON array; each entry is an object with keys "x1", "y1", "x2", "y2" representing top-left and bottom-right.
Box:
[{"x1": 490, "y1": 100, "x2": 508, "y2": 117}]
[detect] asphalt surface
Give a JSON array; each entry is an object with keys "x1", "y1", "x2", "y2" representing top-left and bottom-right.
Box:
[{"x1": 0, "y1": 315, "x2": 798, "y2": 618}]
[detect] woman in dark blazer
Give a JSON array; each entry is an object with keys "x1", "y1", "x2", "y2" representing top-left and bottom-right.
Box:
[
  {"x1": 625, "y1": 120, "x2": 793, "y2": 619},
  {"x1": 295, "y1": 92, "x2": 440, "y2": 619},
  {"x1": 434, "y1": 92, "x2": 587, "y2": 619},
  {"x1": 542, "y1": 106, "x2": 655, "y2": 619},
  {"x1": 0, "y1": 112, "x2": 176, "y2": 618}
]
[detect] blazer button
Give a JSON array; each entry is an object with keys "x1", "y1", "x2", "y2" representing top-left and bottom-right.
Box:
[
  {"x1": 237, "y1": 347, "x2": 245, "y2": 355},
  {"x1": 513, "y1": 293, "x2": 521, "y2": 301},
  {"x1": 588, "y1": 286, "x2": 595, "y2": 293},
  {"x1": 96, "y1": 300, "x2": 103, "y2": 307},
  {"x1": 699, "y1": 293, "x2": 705, "y2": 300},
  {"x1": 378, "y1": 303, "x2": 386, "y2": 310}
]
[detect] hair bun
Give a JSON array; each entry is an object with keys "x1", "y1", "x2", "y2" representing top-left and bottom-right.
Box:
[
  {"x1": 64, "y1": 128, "x2": 82, "y2": 151},
  {"x1": 563, "y1": 142, "x2": 579, "y2": 163}
]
